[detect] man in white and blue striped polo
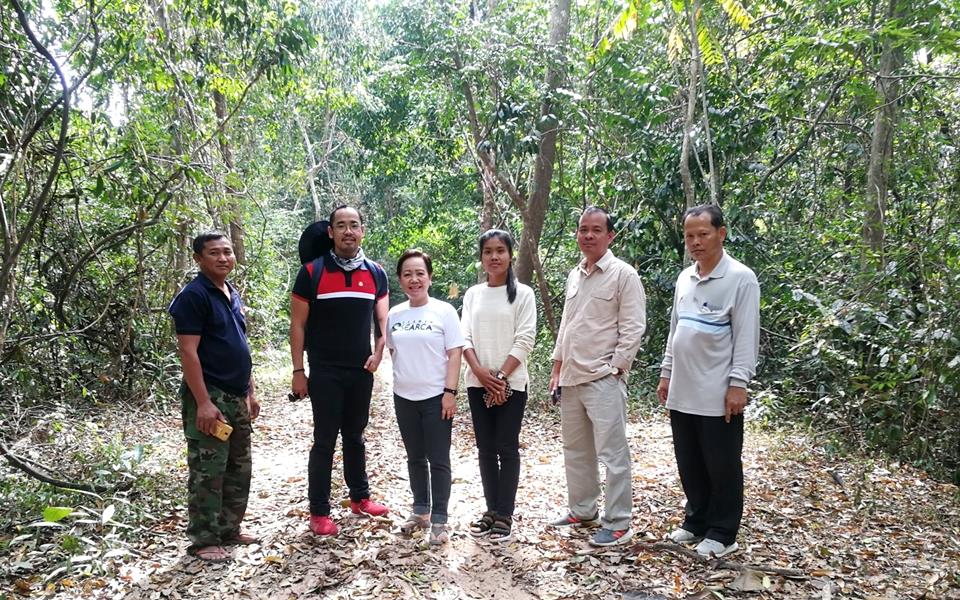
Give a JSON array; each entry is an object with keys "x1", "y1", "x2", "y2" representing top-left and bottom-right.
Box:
[{"x1": 657, "y1": 204, "x2": 760, "y2": 559}]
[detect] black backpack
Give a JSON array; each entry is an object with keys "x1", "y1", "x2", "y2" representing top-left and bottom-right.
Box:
[{"x1": 297, "y1": 220, "x2": 334, "y2": 264}]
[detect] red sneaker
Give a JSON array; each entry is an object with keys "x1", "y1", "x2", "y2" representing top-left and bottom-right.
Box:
[
  {"x1": 309, "y1": 515, "x2": 338, "y2": 536},
  {"x1": 350, "y1": 498, "x2": 389, "y2": 517}
]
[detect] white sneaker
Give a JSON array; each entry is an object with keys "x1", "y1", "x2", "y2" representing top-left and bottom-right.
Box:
[
  {"x1": 666, "y1": 528, "x2": 703, "y2": 544},
  {"x1": 695, "y1": 538, "x2": 738, "y2": 558}
]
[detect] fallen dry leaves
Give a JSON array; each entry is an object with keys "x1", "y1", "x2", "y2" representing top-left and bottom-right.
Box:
[{"x1": 10, "y1": 358, "x2": 960, "y2": 599}]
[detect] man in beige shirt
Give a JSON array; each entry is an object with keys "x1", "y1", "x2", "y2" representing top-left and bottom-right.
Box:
[{"x1": 548, "y1": 206, "x2": 647, "y2": 547}]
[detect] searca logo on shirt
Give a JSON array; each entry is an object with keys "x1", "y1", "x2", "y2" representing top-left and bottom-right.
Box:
[{"x1": 391, "y1": 320, "x2": 436, "y2": 332}]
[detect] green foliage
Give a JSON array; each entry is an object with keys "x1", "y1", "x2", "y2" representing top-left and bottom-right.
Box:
[
  {"x1": 719, "y1": 0, "x2": 753, "y2": 30},
  {"x1": 42, "y1": 507, "x2": 74, "y2": 523},
  {"x1": 696, "y1": 21, "x2": 723, "y2": 66},
  {"x1": 0, "y1": 423, "x2": 179, "y2": 581},
  {"x1": 2, "y1": 0, "x2": 959, "y2": 549}
]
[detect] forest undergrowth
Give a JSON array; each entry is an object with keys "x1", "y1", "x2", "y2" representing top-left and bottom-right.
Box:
[{"x1": 2, "y1": 358, "x2": 958, "y2": 599}]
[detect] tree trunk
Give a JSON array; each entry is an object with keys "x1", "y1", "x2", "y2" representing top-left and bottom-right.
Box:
[
  {"x1": 213, "y1": 89, "x2": 246, "y2": 264},
  {"x1": 679, "y1": 0, "x2": 701, "y2": 210},
  {"x1": 0, "y1": 0, "x2": 71, "y2": 350},
  {"x1": 480, "y1": 181, "x2": 497, "y2": 231},
  {"x1": 150, "y1": 0, "x2": 192, "y2": 273},
  {"x1": 319, "y1": 107, "x2": 339, "y2": 214},
  {"x1": 580, "y1": 8, "x2": 602, "y2": 208},
  {"x1": 515, "y1": 0, "x2": 570, "y2": 284},
  {"x1": 297, "y1": 111, "x2": 324, "y2": 221},
  {"x1": 863, "y1": 0, "x2": 902, "y2": 258},
  {"x1": 455, "y1": 30, "x2": 498, "y2": 232},
  {"x1": 694, "y1": 6, "x2": 719, "y2": 205},
  {"x1": 455, "y1": 0, "x2": 567, "y2": 337}
]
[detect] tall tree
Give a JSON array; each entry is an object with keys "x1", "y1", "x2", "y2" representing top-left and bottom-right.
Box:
[
  {"x1": 452, "y1": 0, "x2": 570, "y2": 335},
  {"x1": 213, "y1": 89, "x2": 247, "y2": 264},
  {"x1": 862, "y1": 0, "x2": 903, "y2": 259},
  {"x1": 515, "y1": 0, "x2": 571, "y2": 285}
]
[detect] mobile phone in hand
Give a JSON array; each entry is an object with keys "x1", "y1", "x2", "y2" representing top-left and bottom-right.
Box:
[
  {"x1": 212, "y1": 421, "x2": 233, "y2": 441},
  {"x1": 551, "y1": 387, "x2": 561, "y2": 405}
]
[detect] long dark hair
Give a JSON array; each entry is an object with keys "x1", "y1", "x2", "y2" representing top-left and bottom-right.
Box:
[{"x1": 478, "y1": 229, "x2": 517, "y2": 304}]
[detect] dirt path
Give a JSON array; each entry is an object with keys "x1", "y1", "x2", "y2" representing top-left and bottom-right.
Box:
[{"x1": 77, "y1": 360, "x2": 959, "y2": 599}]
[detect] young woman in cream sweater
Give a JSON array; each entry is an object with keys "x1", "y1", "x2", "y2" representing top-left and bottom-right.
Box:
[{"x1": 461, "y1": 230, "x2": 536, "y2": 543}]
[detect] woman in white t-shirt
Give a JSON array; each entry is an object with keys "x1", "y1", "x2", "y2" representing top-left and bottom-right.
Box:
[
  {"x1": 461, "y1": 230, "x2": 536, "y2": 543},
  {"x1": 386, "y1": 249, "x2": 464, "y2": 545}
]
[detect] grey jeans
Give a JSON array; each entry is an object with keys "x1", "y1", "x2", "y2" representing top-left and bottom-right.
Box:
[{"x1": 559, "y1": 375, "x2": 632, "y2": 530}]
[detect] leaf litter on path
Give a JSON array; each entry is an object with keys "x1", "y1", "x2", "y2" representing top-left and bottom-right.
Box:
[{"x1": 32, "y1": 357, "x2": 960, "y2": 599}]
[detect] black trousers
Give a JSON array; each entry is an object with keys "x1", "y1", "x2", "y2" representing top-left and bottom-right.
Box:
[
  {"x1": 308, "y1": 364, "x2": 373, "y2": 516},
  {"x1": 467, "y1": 386, "x2": 527, "y2": 517},
  {"x1": 670, "y1": 410, "x2": 744, "y2": 545},
  {"x1": 394, "y1": 393, "x2": 452, "y2": 524}
]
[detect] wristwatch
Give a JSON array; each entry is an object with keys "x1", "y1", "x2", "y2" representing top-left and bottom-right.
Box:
[
  {"x1": 495, "y1": 370, "x2": 507, "y2": 381},
  {"x1": 443, "y1": 387, "x2": 457, "y2": 395}
]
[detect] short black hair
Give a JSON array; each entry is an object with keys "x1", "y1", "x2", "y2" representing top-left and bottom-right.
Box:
[
  {"x1": 397, "y1": 249, "x2": 433, "y2": 277},
  {"x1": 581, "y1": 206, "x2": 614, "y2": 232},
  {"x1": 192, "y1": 231, "x2": 230, "y2": 255},
  {"x1": 683, "y1": 204, "x2": 725, "y2": 228},
  {"x1": 329, "y1": 204, "x2": 364, "y2": 225}
]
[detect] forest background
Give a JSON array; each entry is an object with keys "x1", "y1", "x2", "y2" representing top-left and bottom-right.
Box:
[{"x1": 1, "y1": 0, "x2": 959, "y2": 592}]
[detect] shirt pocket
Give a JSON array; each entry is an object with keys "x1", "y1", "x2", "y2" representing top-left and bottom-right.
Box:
[
  {"x1": 697, "y1": 303, "x2": 731, "y2": 323},
  {"x1": 591, "y1": 281, "x2": 617, "y2": 302}
]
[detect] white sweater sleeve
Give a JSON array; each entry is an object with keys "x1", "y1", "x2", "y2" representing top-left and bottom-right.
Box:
[{"x1": 509, "y1": 285, "x2": 537, "y2": 363}]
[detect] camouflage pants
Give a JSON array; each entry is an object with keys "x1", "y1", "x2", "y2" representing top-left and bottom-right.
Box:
[{"x1": 181, "y1": 383, "x2": 252, "y2": 548}]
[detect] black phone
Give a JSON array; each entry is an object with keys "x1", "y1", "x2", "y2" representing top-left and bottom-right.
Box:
[{"x1": 550, "y1": 387, "x2": 561, "y2": 405}]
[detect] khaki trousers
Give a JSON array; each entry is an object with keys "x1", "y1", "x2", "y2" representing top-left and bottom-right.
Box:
[{"x1": 560, "y1": 375, "x2": 632, "y2": 530}]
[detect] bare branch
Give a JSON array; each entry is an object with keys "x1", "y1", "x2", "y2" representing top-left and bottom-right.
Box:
[
  {"x1": 757, "y1": 76, "x2": 846, "y2": 193},
  {"x1": 1, "y1": 0, "x2": 73, "y2": 340},
  {"x1": 633, "y1": 541, "x2": 807, "y2": 578},
  {"x1": 0, "y1": 440, "x2": 120, "y2": 493}
]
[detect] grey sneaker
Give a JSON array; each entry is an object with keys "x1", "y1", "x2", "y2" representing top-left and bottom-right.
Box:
[
  {"x1": 695, "y1": 538, "x2": 738, "y2": 558},
  {"x1": 548, "y1": 512, "x2": 601, "y2": 528},
  {"x1": 589, "y1": 528, "x2": 634, "y2": 547},
  {"x1": 666, "y1": 527, "x2": 703, "y2": 544}
]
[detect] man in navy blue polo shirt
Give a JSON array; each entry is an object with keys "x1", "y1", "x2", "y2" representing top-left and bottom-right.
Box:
[
  {"x1": 290, "y1": 205, "x2": 390, "y2": 537},
  {"x1": 169, "y1": 232, "x2": 260, "y2": 562}
]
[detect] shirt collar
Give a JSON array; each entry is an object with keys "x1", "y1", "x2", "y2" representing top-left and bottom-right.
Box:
[
  {"x1": 197, "y1": 271, "x2": 236, "y2": 295},
  {"x1": 691, "y1": 250, "x2": 730, "y2": 281},
  {"x1": 578, "y1": 249, "x2": 614, "y2": 275}
]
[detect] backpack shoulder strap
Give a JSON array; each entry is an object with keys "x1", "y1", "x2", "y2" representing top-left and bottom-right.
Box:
[
  {"x1": 364, "y1": 259, "x2": 388, "y2": 340},
  {"x1": 364, "y1": 259, "x2": 388, "y2": 299},
  {"x1": 308, "y1": 255, "x2": 325, "y2": 302}
]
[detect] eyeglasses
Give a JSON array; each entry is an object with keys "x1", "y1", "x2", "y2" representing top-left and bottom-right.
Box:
[{"x1": 333, "y1": 222, "x2": 363, "y2": 233}]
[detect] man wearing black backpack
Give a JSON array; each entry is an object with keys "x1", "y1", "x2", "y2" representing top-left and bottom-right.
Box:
[{"x1": 290, "y1": 205, "x2": 391, "y2": 536}]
